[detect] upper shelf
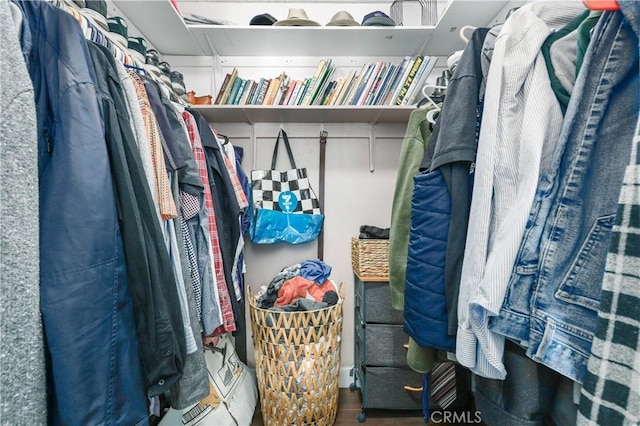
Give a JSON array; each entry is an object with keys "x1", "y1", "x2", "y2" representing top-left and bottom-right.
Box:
[
  {"x1": 190, "y1": 105, "x2": 416, "y2": 125},
  {"x1": 112, "y1": 0, "x2": 205, "y2": 56},
  {"x1": 115, "y1": 0, "x2": 514, "y2": 57},
  {"x1": 188, "y1": 25, "x2": 434, "y2": 57}
]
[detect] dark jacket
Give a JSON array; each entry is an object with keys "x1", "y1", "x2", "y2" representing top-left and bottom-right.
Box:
[
  {"x1": 15, "y1": 1, "x2": 148, "y2": 424},
  {"x1": 87, "y1": 42, "x2": 187, "y2": 398},
  {"x1": 404, "y1": 169, "x2": 456, "y2": 352}
]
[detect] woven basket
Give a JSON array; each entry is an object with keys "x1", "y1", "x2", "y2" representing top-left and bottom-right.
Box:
[
  {"x1": 249, "y1": 288, "x2": 343, "y2": 426},
  {"x1": 351, "y1": 237, "x2": 389, "y2": 279}
]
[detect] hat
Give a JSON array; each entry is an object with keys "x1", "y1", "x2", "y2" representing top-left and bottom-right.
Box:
[
  {"x1": 250, "y1": 13, "x2": 277, "y2": 26},
  {"x1": 361, "y1": 10, "x2": 395, "y2": 26},
  {"x1": 326, "y1": 11, "x2": 359, "y2": 26},
  {"x1": 273, "y1": 8, "x2": 320, "y2": 26},
  {"x1": 81, "y1": 0, "x2": 108, "y2": 31}
]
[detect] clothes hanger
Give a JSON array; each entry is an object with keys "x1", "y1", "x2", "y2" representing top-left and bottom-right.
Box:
[
  {"x1": 582, "y1": 0, "x2": 619, "y2": 10},
  {"x1": 218, "y1": 134, "x2": 230, "y2": 146},
  {"x1": 459, "y1": 25, "x2": 477, "y2": 43},
  {"x1": 420, "y1": 84, "x2": 447, "y2": 124},
  {"x1": 124, "y1": 64, "x2": 148, "y2": 75}
]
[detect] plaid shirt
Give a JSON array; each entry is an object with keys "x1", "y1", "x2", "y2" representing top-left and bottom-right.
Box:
[
  {"x1": 182, "y1": 111, "x2": 235, "y2": 334},
  {"x1": 577, "y1": 119, "x2": 640, "y2": 425},
  {"x1": 131, "y1": 73, "x2": 177, "y2": 220}
]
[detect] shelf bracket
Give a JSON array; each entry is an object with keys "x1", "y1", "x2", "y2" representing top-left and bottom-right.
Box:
[
  {"x1": 250, "y1": 123, "x2": 257, "y2": 170},
  {"x1": 368, "y1": 124, "x2": 376, "y2": 173}
]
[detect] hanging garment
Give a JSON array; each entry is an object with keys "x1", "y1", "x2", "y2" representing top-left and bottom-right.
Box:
[
  {"x1": 87, "y1": 41, "x2": 188, "y2": 398},
  {"x1": 183, "y1": 111, "x2": 235, "y2": 334},
  {"x1": 14, "y1": 0, "x2": 148, "y2": 423},
  {"x1": 577, "y1": 3, "x2": 639, "y2": 422},
  {"x1": 191, "y1": 110, "x2": 242, "y2": 333},
  {"x1": 0, "y1": 1, "x2": 47, "y2": 423},
  {"x1": 426, "y1": 28, "x2": 489, "y2": 336},
  {"x1": 491, "y1": 9, "x2": 638, "y2": 383},
  {"x1": 404, "y1": 168, "x2": 455, "y2": 354},
  {"x1": 456, "y1": 2, "x2": 585, "y2": 380},
  {"x1": 388, "y1": 109, "x2": 434, "y2": 310}
]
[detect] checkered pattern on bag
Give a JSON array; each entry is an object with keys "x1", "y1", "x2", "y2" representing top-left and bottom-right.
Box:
[
  {"x1": 577, "y1": 118, "x2": 640, "y2": 426},
  {"x1": 251, "y1": 168, "x2": 321, "y2": 214}
]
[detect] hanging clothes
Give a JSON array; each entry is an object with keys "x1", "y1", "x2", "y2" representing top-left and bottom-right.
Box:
[
  {"x1": 13, "y1": 0, "x2": 148, "y2": 423},
  {"x1": 490, "y1": 7, "x2": 638, "y2": 384},
  {"x1": 456, "y1": 2, "x2": 585, "y2": 380},
  {"x1": 0, "y1": 1, "x2": 47, "y2": 423}
]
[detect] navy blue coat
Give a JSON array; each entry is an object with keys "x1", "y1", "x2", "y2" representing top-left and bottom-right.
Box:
[
  {"x1": 404, "y1": 169, "x2": 456, "y2": 352},
  {"x1": 16, "y1": 1, "x2": 149, "y2": 424}
]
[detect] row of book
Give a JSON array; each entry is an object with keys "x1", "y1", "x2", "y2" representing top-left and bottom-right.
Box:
[{"x1": 213, "y1": 55, "x2": 437, "y2": 107}]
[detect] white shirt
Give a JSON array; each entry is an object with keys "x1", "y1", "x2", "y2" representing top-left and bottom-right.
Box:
[{"x1": 456, "y1": 1, "x2": 586, "y2": 379}]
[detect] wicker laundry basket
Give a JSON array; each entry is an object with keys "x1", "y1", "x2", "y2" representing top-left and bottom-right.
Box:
[{"x1": 249, "y1": 287, "x2": 343, "y2": 426}]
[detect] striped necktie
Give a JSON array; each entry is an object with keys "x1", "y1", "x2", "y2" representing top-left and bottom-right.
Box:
[{"x1": 431, "y1": 361, "x2": 457, "y2": 409}]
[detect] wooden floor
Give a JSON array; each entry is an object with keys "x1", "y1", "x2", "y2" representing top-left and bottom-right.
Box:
[{"x1": 251, "y1": 387, "x2": 427, "y2": 425}]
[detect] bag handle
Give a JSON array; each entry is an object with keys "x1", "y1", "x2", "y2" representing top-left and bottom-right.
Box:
[{"x1": 271, "y1": 129, "x2": 297, "y2": 170}]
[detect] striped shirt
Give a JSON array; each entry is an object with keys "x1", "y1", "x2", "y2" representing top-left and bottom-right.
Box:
[
  {"x1": 456, "y1": 2, "x2": 586, "y2": 379},
  {"x1": 130, "y1": 73, "x2": 177, "y2": 220}
]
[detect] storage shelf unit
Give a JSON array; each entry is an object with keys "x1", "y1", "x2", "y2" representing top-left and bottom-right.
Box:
[
  {"x1": 190, "y1": 105, "x2": 416, "y2": 124},
  {"x1": 113, "y1": 0, "x2": 516, "y2": 57},
  {"x1": 352, "y1": 272, "x2": 426, "y2": 422}
]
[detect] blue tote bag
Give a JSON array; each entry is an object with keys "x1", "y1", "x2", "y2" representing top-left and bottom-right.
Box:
[{"x1": 249, "y1": 129, "x2": 324, "y2": 244}]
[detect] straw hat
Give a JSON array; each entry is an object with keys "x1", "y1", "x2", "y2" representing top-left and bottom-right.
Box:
[
  {"x1": 273, "y1": 8, "x2": 320, "y2": 26},
  {"x1": 326, "y1": 11, "x2": 360, "y2": 26}
]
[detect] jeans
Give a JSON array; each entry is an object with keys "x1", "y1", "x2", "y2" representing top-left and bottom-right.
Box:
[{"x1": 490, "y1": 10, "x2": 639, "y2": 383}]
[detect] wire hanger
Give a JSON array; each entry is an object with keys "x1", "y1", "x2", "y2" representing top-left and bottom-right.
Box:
[{"x1": 459, "y1": 25, "x2": 477, "y2": 43}]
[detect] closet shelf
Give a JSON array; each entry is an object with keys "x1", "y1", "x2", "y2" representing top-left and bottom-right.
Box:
[
  {"x1": 190, "y1": 105, "x2": 416, "y2": 124},
  {"x1": 114, "y1": 0, "x2": 517, "y2": 57},
  {"x1": 188, "y1": 26, "x2": 435, "y2": 57},
  {"x1": 112, "y1": 0, "x2": 204, "y2": 56}
]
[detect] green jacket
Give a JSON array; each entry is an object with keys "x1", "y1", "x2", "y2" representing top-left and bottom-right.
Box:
[{"x1": 389, "y1": 109, "x2": 433, "y2": 310}]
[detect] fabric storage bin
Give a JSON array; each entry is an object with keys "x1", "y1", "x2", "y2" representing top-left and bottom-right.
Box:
[
  {"x1": 364, "y1": 324, "x2": 411, "y2": 367},
  {"x1": 249, "y1": 288, "x2": 343, "y2": 426},
  {"x1": 351, "y1": 237, "x2": 389, "y2": 279}
]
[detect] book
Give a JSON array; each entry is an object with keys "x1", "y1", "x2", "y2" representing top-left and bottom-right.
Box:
[
  {"x1": 282, "y1": 80, "x2": 297, "y2": 105},
  {"x1": 403, "y1": 57, "x2": 436, "y2": 105},
  {"x1": 264, "y1": 75, "x2": 283, "y2": 105},
  {"x1": 276, "y1": 74, "x2": 291, "y2": 105},
  {"x1": 261, "y1": 78, "x2": 277, "y2": 105},
  {"x1": 373, "y1": 64, "x2": 397, "y2": 105},
  {"x1": 361, "y1": 61, "x2": 386, "y2": 106},
  {"x1": 255, "y1": 78, "x2": 270, "y2": 105},
  {"x1": 311, "y1": 64, "x2": 335, "y2": 105},
  {"x1": 251, "y1": 78, "x2": 266, "y2": 104},
  {"x1": 234, "y1": 79, "x2": 249, "y2": 105},
  {"x1": 301, "y1": 59, "x2": 329, "y2": 106},
  {"x1": 395, "y1": 56, "x2": 423, "y2": 105},
  {"x1": 350, "y1": 63, "x2": 375, "y2": 105},
  {"x1": 319, "y1": 80, "x2": 336, "y2": 105},
  {"x1": 219, "y1": 69, "x2": 239, "y2": 104},
  {"x1": 294, "y1": 78, "x2": 310, "y2": 105},
  {"x1": 242, "y1": 80, "x2": 258, "y2": 105},
  {"x1": 383, "y1": 56, "x2": 411, "y2": 105},
  {"x1": 226, "y1": 77, "x2": 243, "y2": 105},
  {"x1": 214, "y1": 70, "x2": 234, "y2": 104},
  {"x1": 336, "y1": 70, "x2": 358, "y2": 106},
  {"x1": 238, "y1": 79, "x2": 254, "y2": 105},
  {"x1": 388, "y1": 57, "x2": 415, "y2": 105},
  {"x1": 327, "y1": 77, "x2": 345, "y2": 106}
]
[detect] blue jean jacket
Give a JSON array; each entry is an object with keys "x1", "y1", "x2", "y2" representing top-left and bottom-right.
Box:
[{"x1": 490, "y1": 10, "x2": 639, "y2": 383}]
